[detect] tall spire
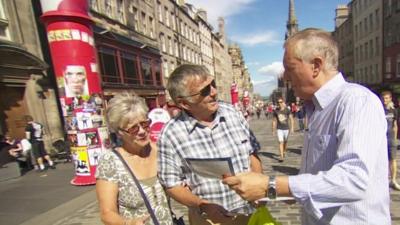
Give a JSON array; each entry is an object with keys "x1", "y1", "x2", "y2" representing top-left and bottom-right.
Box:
[{"x1": 286, "y1": 0, "x2": 298, "y2": 40}]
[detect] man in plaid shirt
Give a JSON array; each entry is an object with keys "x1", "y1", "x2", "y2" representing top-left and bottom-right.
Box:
[{"x1": 158, "y1": 64, "x2": 262, "y2": 225}]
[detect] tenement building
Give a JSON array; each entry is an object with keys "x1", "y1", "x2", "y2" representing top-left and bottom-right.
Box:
[
  {"x1": 333, "y1": 4, "x2": 354, "y2": 80},
  {"x1": 0, "y1": 0, "x2": 63, "y2": 148},
  {"x1": 351, "y1": 0, "x2": 382, "y2": 89},
  {"x1": 382, "y1": 0, "x2": 400, "y2": 93}
]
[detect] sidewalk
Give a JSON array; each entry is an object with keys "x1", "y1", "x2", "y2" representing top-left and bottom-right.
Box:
[
  {"x1": 0, "y1": 163, "x2": 94, "y2": 225},
  {"x1": 1, "y1": 117, "x2": 399, "y2": 224}
]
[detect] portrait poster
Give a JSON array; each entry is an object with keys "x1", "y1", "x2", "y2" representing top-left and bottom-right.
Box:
[
  {"x1": 63, "y1": 65, "x2": 89, "y2": 98},
  {"x1": 88, "y1": 147, "x2": 102, "y2": 166},
  {"x1": 71, "y1": 146, "x2": 91, "y2": 176}
]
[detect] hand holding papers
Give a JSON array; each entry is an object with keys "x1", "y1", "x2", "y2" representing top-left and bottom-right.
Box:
[{"x1": 186, "y1": 157, "x2": 235, "y2": 179}]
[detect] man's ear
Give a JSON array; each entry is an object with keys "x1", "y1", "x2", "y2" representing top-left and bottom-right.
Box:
[
  {"x1": 312, "y1": 57, "x2": 323, "y2": 77},
  {"x1": 176, "y1": 97, "x2": 191, "y2": 111}
]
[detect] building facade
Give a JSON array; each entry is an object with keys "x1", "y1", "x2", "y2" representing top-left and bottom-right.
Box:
[
  {"x1": 90, "y1": 0, "x2": 165, "y2": 108},
  {"x1": 333, "y1": 4, "x2": 354, "y2": 80},
  {"x1": 0, "y1": 0, "x2": 63, "y2": 149},
  {"x1": 352, "y1": 0, "x2": 382, "y2": 87},
  {"x1": 383, "y1": 0, "x2": 400, "y2": 94}
]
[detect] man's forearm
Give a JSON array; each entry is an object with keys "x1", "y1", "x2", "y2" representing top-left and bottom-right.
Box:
[
  {"x1": 166, "y1": 186, "x2": 205, "y2": 208},
  {"x1": 250, "y1": 154, "x2": 262, "y2": 173}
]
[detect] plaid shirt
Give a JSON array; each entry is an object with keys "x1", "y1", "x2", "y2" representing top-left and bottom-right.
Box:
[{"x1": 157, "y1": 102, "x2": 260, "y2": 214}]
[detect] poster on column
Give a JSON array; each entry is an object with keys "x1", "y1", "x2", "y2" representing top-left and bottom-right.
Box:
[
  {"x1": 88, "y1": 147, "x2": 102, "y2": 166},
  {"x1": 76, "y1": 112, "x2": 93, "y2": 130},
  {"x1": 71, "y1": 146, "x2": 91, "y2": 176}
]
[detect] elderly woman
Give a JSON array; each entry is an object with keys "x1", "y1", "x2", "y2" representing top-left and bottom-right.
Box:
[{"x1": 96, "y1": 92, "x2": 173, "y2": 225}]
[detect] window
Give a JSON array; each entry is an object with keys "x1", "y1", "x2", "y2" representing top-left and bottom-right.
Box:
[
  {"x1": 165, "y1": 7, "x2": 169, "y2": 27},
  {"x1": 163, "y1": 61, "x2": 169, "y2": 79},
  {"x1": 375, "y1": 9, "x2": 380, "y2": 28},
  {"x1": 160, "y1": 33, "x2": 166, "y2": 52},
  {"x1": 168, "y1": 36, "x2": 173, "y2": 55},
  {"x1": 121, "y1": 53, "x2": 139, "y2": 85},
  {"x1": 158, "y1": 2, "x2": 163, "y2": 22},
  {"x1": 387, "y1": 0, "x2": 392, "y2": 17},
  {"x1": 376, "y1": 37, "x2": 380, "y2": 56},
  {"x1": 385, "y1": 57, "x2": 392, "y2": 79},
  {"x1": 105, "y1": 0, "x2": 113, "y2": 18},
  {"x1": 90, "y1": 0, "x2": 98, "y2": 11},
  {"x1": 369, "y1": 13, "x2": 373, "y2": 31},
  {"x1": 364, "y1": 17, "x2": 368, "y2": 33},
  {"x1": 98, "y1": 47, "x2": 121, "y2": 83},
  {"x1": 131, "y1": 7, "x2": 139, "y2": 32},
  {"x1": 174, "y1": 40, "x2": 179, "y2": 57},
  {"x1": 141, "y1": 57, "x2": 153, "y2": 85},
  {"x1": 149, "y1": 17, "x2": 154, "y2": 38},
  {"x1": 369, "y1": 39, "x2": 373, "y2": 58},
  {"x1": 0, "y1": 0, "x2": 10, "y2": 40},
  {"x1": 116, "y1": 0, "x2": 124, "y2": 23},
  {"x1": 171, "y1": 12, "x2": 176, "y2": 30},
  {"x1": 355, "y1": 24, "x2": 358, "y2": 39},
  {"x1": 154, "y1": 61, "x2": 162, "y2": 85},
  {"x1": 396, "y1": 54, "x2": 400, "y2": 77},
  {"x1": 142, "y1": 12, "x2": 146, "y2": 35}
]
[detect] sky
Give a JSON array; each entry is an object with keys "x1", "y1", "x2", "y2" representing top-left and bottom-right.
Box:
[{"x1": 186, "y1": 0, "x2": 348, "y2": 97}]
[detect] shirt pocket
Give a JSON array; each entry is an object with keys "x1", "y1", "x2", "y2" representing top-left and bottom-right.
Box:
[{"x1": 308, "y1": 135, "x2": 337, "y2": 171}]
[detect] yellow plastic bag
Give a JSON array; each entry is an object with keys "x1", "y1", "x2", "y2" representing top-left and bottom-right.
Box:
[{"x1": 247, "y1": 206, "x2": 282, "y2": 225}]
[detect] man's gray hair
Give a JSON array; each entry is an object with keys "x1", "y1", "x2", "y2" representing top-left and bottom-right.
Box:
[
  {"x1": 167, "y1": 64, "x2": 210, "y2": 102},
  {"x1": 284, "y1": 28, "x2": 338, "y2": 71},
  {"x1": 105, "y1": 92, "x2": 148, "y2": 132}
]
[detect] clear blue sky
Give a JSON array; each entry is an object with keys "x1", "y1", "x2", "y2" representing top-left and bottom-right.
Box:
[{"x1": 187, "y1": 0, "x2": 348, "y2": 97}]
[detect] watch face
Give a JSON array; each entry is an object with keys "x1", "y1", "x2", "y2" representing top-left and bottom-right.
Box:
[{"x1": 268, "y1": 187, "x2": 277, "y2": 199}]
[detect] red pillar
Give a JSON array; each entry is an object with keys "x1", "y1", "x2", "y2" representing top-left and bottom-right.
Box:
[{"x1": 40, "y1": 0, "x2": 110, "y2": 185}]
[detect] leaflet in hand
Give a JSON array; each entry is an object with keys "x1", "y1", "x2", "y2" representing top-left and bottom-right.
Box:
[{"x1": 186, "y1": 157, "x2": 235, "y2": 179}]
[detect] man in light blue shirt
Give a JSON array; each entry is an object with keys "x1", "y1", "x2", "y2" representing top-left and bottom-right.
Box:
[{"x1": 223, "y1": 28, "x2": 390, "y2": 224}]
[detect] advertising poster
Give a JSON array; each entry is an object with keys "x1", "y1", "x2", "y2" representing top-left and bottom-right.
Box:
[
  {"x1": 88, "y1": 147, "x2": 102, "y2": 166},
  {"x1": 71, "y1": 146, "x2": 91, "y2": 176}
]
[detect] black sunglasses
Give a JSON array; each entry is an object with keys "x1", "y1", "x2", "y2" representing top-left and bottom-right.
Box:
[
  {"x1": 119, "y1": 119, "x2": 152, "y2": 136},
  {"x1": 180, "y1": 80, "x2": 216, "y2": 98}
]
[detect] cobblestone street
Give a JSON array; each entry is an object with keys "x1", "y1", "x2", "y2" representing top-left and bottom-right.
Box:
[{"x1": 53, "y1": 116, "x2": 400, "y2": 225}]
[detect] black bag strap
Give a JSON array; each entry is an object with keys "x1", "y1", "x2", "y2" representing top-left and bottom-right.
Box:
[{"x1": 112, "y1": 150, "x2": 160, "y2": 225}]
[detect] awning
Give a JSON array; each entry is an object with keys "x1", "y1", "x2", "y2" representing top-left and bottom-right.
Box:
[{"x1": 0, "y1": 40, "x2": 48, "y2": 77}]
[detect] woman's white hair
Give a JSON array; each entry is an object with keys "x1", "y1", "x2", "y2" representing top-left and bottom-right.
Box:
[{"x1": 105, "y1": 92, "x2": 148, "y2": 132}]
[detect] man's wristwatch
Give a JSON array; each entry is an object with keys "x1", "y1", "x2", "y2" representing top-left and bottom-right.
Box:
[{"x1": 267, "y1": 175, "x2": 277, "y2": 200}]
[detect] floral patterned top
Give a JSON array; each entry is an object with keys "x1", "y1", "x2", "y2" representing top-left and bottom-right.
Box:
[{"x1": 96, "y1": 150, "x2": 173, "y2": 225}]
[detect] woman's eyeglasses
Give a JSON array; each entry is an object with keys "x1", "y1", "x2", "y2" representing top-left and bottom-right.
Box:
[
  {"x1": 180, "y1": 80, "x2": 216, "y2": 98},
  {"x1": 119, "y1": 119, "x2": 152, "y2": 136}
]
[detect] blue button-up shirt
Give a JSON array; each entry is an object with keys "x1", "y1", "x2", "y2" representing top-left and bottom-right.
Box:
[{"x1": 289, "y1": 73, "x2": 391, "y2": 224}]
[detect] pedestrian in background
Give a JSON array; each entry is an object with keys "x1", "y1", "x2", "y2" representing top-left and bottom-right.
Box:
[
  {"x1": 223, "y1": 28, "x2": 390, "y2": 224},
  {"x1": 25, "y1": 115, "x2": 55, "y2": 172},
  {"x1": 96, "y1": 92, "x2": 173, "y2": 225},
  {"x1": 272, "y1": 97, "x2": 294, "y2": 162},
  {"x1": 158, "y1": 64, "x2": 262, "y2": 225},
  {"x1": 381, "y1": 91, "x2": 400, "y2": 191}
]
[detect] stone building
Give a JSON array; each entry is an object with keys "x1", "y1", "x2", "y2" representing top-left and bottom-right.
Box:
[
  {"x1": 0, "y1": 0, "x2": 63, "y2": 149},
  {"x1": 228, "y1": 44, "x2": 253, "y2": 101},
  {"x1": 352, "y1": 0, "x2": 382, "y2": 88},
  {"x1": 333, "y1": 4, "x2": 354, "y2": 80},
  {"x1": 196, "y1": 9, "x2": 214, "y2": 76},
  {"x1": 90, "y1": 0, "x2": 165, "y2": 108},
  {"x1": 382, "y1": 0, "x2": 400, "y2": 94},
  {"x1": 212, "y1": 18, "x2": 233, "y2": 102}
]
